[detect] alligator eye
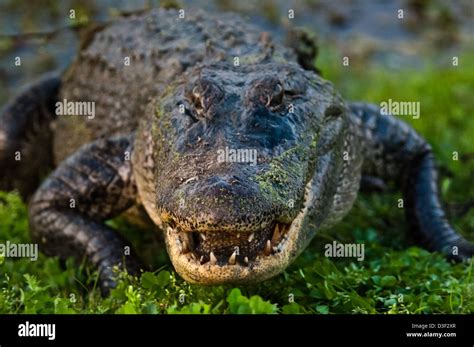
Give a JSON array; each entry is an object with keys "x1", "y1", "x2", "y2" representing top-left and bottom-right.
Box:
[
  {"x1": 191, "y1": 86, "x2": 205, "y2": 111},
  {"x1": 189, "y1": 80, "x2": 223, "y2": 118},
  {"x1": 250, "y1": 79, "x2": 285, "y2": 110},
  {"x1": 192, "y1": 86, "x2": 200, "y2": 100},
  {"x1": 266, "y1": 82, "x2": 284, "y2": 107}
]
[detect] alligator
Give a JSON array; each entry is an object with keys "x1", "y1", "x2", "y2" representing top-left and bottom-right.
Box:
[{"x1": 0, "y1": 8, "x2": 472, "y2": 292}]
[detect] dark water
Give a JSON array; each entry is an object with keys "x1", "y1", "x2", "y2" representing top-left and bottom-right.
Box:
[{"x1": 0, "y1": 0, "x2": 472, "y2": 106}]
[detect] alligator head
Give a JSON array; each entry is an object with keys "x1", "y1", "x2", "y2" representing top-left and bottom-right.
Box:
[{"x1": 134, "y1": 61, "x2": 348, "y2": 284}]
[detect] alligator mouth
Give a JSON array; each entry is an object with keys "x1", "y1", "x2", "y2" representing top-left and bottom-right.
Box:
[
  {"x1": 163, "y1": 179, "x2": 314, "y2": 284},
  {"x1": 168, "y1": 221, "x2": 291, "y2": 267}
]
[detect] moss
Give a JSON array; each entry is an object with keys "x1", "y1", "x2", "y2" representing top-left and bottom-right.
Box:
[{"x1": 254, "y1": 144, "x2": 308, "y2": 204}]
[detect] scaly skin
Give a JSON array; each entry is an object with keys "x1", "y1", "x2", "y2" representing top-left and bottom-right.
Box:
[
  {"x1": 0, "y1": 72, "x2": 60, "y2": 199},
  {"x1": 0, "y1": 8, "x2": 472, "y2": 292}
]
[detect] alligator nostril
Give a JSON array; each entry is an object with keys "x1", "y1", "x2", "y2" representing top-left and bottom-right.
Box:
[{"x1": 249, "y1": 78, "x2": 284, "y2": 110}]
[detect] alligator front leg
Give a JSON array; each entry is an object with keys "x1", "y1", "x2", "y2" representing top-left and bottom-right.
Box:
[
  {"x1": 0, "y1": 72, "x2": 60, "y2": 199},
  {"x1": 28, "y1": 135, "x2": 141, "y2": 293},
  {"x1": 350, "y1": 102, "x2": 474, "y2": 261}
]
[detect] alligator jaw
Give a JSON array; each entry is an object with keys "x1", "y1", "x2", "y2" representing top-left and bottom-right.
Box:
[
  {"x1": 168, "y1": 221, "x2": 291, "y2": 266},
  {"x1": 164, "y1": 179, "x2": 314, "y2": 284}
]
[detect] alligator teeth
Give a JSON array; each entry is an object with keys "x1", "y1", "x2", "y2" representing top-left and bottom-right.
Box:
[
  {"x1": 264, "y1": 240, "x2": 272, "y2": 256},
  {"x1": 228, "y1": 251, "x2": 237, "y2": 265},
  {"x1": 248, "y1": 233, "x2": 254, "y2": 242},
  {"x1": 176, "y1": 239, "x2": 183, "y2": 253},
  {"x1": 200, "y1": 255, "x2": 205, "y2": 263},
  {"x1": 182, "y1": 239, "x2": 190, "y2": 254},
  {"x1": 271, "y1": 223, "x2": 281, "y2": 245},
  {"x1": 200, "y1": 233, "x2": 206, "y2": 241},
  {"x1": 244, "y1": 256, "x2": 249, "y2": 264},
  {"x1": 210, "y1": 251, "x2": 217, "y2": 265}
]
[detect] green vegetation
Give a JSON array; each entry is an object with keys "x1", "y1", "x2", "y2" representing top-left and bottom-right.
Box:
[{"x1": 0, "y1": 47, "x2": 473, "y2": 314}]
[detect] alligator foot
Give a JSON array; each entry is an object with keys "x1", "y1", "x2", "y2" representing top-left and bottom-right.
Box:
[{"x1": 28, "y1": 135, "x2": 142, "y2": 294}]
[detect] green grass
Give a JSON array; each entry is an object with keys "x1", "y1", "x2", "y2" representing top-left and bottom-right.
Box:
[{"x1": 0, "y1": 47, "x2": 473, "y2": 314}]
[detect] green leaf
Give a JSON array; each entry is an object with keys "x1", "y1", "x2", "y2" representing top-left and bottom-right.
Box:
[
  {"x1": 380, "y1": 275, "x2": 397, "y2": 287},
  {"x1": 248, "y1": 296, "x2": 277, "y2": 314},
  {"x1": 316, "y1": 305, "x2": 329, "y2": 314},
  {"x1": 54, "y1": 298, "x2": 75, "y2": 314},
  {"x1": 282, "y1": 303, "x2": 301, "y2": 314},
  {"x1": 226, "y1": 288, "x2": 277, "y2": 314},
  {"x1": 155, "y1": 271, "x2": 171, "y2": 287},
  {"x1": 116, "y1": 301, "x2": 138, "y2": 314},
  {"x1": 226, "y1": 288, "x2": 244, "y2": 313},
  {"x1": 140, "y1": 272, "x2": 159, "y2": 289}
]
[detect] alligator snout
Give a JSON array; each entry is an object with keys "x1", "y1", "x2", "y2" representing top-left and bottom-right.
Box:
[{"x1": 161, "y1": 173, "x2": 280, "y2": 233}]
